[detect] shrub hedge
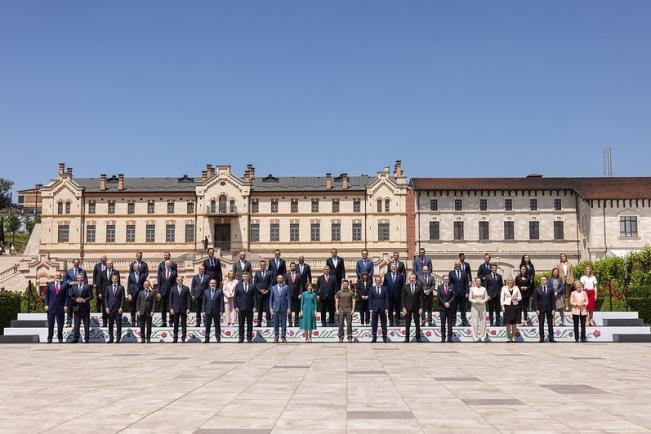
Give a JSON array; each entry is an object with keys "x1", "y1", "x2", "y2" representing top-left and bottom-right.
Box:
[{"x1": 0, "y1": 291, "x2": 22, "y2": 335}]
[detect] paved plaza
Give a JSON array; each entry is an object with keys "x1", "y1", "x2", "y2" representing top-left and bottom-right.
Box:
[{"x1": 1, "y1": 343, "x2": 650, "y2": 433}]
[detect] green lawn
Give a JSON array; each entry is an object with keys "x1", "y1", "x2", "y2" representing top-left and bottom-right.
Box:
[{"x1": 3, "y1": 231, "x2": 30, "y2": 253}]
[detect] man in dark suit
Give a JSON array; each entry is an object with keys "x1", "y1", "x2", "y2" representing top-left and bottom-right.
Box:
[
  {"x1": 355, "y1": 249, "x2": 374, "y2": 282},
  {"x1": 254, "y1": 260, "x2": 273, "y2": 327},
  {"x1": 104, "y1": 273, "x2": 125, "y2": 343},
  {"x1": 92, "y1": 256, "x2": 107, "y2": 326},
  {"x1": 129, "y1": 251, "x2": 149, "y2": 280},
  {"x1": 156, "y1": 259, "x2": 176, "y2": 327},
  {"x1": 412, "y1": 248, "x2": 432, "y2": 278},
  {"x1": 268, "y1": 249, "x2": 286, "y2": 280},
  {"x1": 169, "y1": 275, "x2": 191, "y2": 343},
  {"x1": 356, "y1": 272, "x2": 372, "y2": 326},
  {"x1": 419, "y1": 265, "x2": 436, "y2": 326},
  {"x1": 232, "y1": 251, "x2": 252, "y2": 280},
  {"x1": 95, "y1": 259, "x2": 119, "y2": 327},
  {"x1": 191, "y1": 264, "x2": 210, "y2": 327},
  {"x1": 92, "y1": 255, "x2": 107, "y2": 292},
  {"x1": 157, "y1": 251, "x2": 178, "y2": 274},
  {"x1": 127, "y1": 262, "x2": 145, "y2": 326},
  {"x1": 485, "y1": 264, "x2": 503, "y2": 326},
  {"x1": 388, "y1": 251, "x2": 406, "y2": 276},
  {"x1": 136, "y1": 280, "x2": 155, "y2": 343},
  {"x1": 369, "y1": 275, "x2": 389, "y2": 343},
  {"x1": 270, "y1": 274, "x2": 291, "y2": 343},
  {"x1": 297, "y1": 256, "x2": 312, "y2": 291},
  {"x1": 235, "y1": 272, "x2": 256, "y2": 343},
  {"x1": 437, "y1": 275, "x2": 456, "y2": 343},
  {"x1": 285, "y1": 262, "x2": 302, "y2": 327},
  {"x1": 203, "y1": 247, "x2": 222, "y2": 287},
  {"x1": 535, "y1": 276, "x2": 556, "y2": 343},
  {"x1": 64, "y1": 258, "x2": 87, "y2": 327},
  {"x1": 326, "y1": 248, "x2": 346, "y2": 291},
  {"x1": 402, "y1": 273, "x2": 424, "y2": 343},
  {"x1": 448, "y1": 260, "x2": 470, "y2": 327},
  {"x1": 316, "y1": 265, "x2": 337, "y2": 327},
  {"x1": 69, "y1": 273, "x2": 93, "y2": 343},
  {"x1": 383, "y1": 262, "x2": 404, "y2": 326},
  {"x1": 458, "y1": 253, "x2": 472, "y2": 285},
  {"x1": 44, "y1": 271, "x2": 68, "y2": 343},
  {"x1": 203, "y1": 278, "x2": 224, "y2": 343},
  {"x1": 477, "y1": 253, "x2": 492, "y2": 287}
]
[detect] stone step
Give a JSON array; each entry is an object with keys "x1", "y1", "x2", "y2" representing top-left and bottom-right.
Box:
[
  {"x1": 603, "y1": 318, "x2": 646, "y2": 327},
  {"x1": 613, "y1": 334, "x2": 651, "y2": 342},
  {"x1": 0, "y1": 335, "x2": 40, "y2": 344},
  {"x1": 10, "y1": 320, "x2": 48, "y2": 328}
]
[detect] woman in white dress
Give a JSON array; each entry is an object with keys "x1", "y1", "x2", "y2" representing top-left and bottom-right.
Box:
[
  {"x1": 580, "y1": 267, "x2": 598, "y2": 326},
  {"x1": 469, "y1": 277, "x2": 490, "y2": 342},
  {"x1": 222, "y1": 271, "x2": 239, "y2": 326},
  {"x1": 501, "y1": 277, "x2": 523, "y2": 342}
]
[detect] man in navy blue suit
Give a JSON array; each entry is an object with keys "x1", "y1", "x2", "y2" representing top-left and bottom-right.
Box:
[
  {"x1": 356, "y1": 272, "x2": 372, "y2": 326},
  {"x1": 477, "y1": 253, "x2": 493, "y2": 287},
  {"x1": 104, "y1": 273, "x2": 125, "y2": 343},
  {"x1": 235, "y1": 272, "x2": 256, "y2": 343},
  {"x1": 268, "y1": 249, "x2": 286, "y2": 280},
  {"x1": 69, "y1": 273, "x2": 93, "y2": 343},
  {"x1": 270, "y1": 274, "x2": 291, "y2": 343},
  {"x1": 412, "y1": 248, "x2": 433, "y2": 278},
  {"x1": 44, "y1": 271, "x2": 68, "y2": 343},
  {"x1": 355, "y1": 249, "x2": 374, "y2": 282},
  {"x1": 254, "y1": 260, "x2": 274, "y2": 327},
  {"x1": 63, "y1": 258, "x2": 87, "y2": 327},
  {"x1": 383, "y1": 262, "x2": 404, "y2": 326},
  {"x1": 369, "y1": 275, "x2": 389, "y2": 343},
  {"x1": 448, "y1": 260, "x2": 469, "y2": 327},
  {"x1": 156, "y1": 259, "x2": 176, "y2": 327},
  {"x1": 437, "y1": 275, "x2": 456, "y2": 343}
]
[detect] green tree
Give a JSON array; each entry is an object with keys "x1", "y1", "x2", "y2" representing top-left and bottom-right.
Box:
[
  {"x1": 0, "y1": 216, "x2": 4, "y2": 244},
  {"x1": 4, "y1": 210, "x2": 22, "y2": 244},
  {"x1": 25, "y1": 216, "x2": 36, "y2": 234},
  {"x1": 0, "y1": 178, "x2": 13, "y2": 209}
]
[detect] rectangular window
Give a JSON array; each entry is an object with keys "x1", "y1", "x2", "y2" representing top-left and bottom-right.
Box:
[
  {"x1": 251, "y1": 200, "x2": 259, "y2": 213},
  {"x1": 187, "y1": 202, "x2": 195, "y2": 214},
  {"x1": 310, "y1": 223, "x2": 320, "y2": 241},
  {"x1": 353, "y1": 199, "x2": 361, "y2": 213},
  {"x1": 620, "y1": 216, "x2": 638, "y2": 237},
  {"x1": 147, "y1": 201, "x2": 155, "y2": 214},
  {"x1": 332, "y1": 200, "x2": 340, "y2": 213},
  {"x1": 108, "y1": 202, "x2": 115, "y2": 215},
  {"x1": 185, "y1": 224, "x2": 195, "y2": 243},
  {"x1": 127, "y1": 202, "x2": 135, "y2": 215},
  {"x1": 88, "y1": 202, "x2": 96, "y2": 214},
  {"x1": 250, "y1": 223, "x2": 260, "y2": 242},
  {"x1": 479, "y1": 199, "x2": 487, "y2": 211},
  {"x1": 479, "y1": 221, "x2": 489, "y2": 240},
  {"x1": 529, "y1": 221, "x2": 540, "y2": 240},
  {"x1": 57, "y1": 225, "x2": 69, "y2": 243},
  {"x1": 126, "y1": 224, "x2": 136, "y2": 242},
  {"x1": 311, "y1": 200, "x2": 319, "y2": 213},
  {"x1": 167, "y1": 202, "x2": 174, "y2": 214},
  {"x1": 146, "y1": 224, "x2": 155, "y2": 243},
  {"x1": 291, "y1": 200, "x2": 298, "y2": 213},
  {"x1": 429, "y1": 221, "x2": 439, "y2": 240},
  {"x1": 453, "y1": 221, "x2": 464, "y2": 240},
  {"x1": 378, "y1": 223, "x2": 390, "y2": 241},
  {"x1": 270, "y1": 223, "x2": 279, "y2": 241},
  {"x1": 504, "y1": 221, "x2": 515, "y2": 240},
  {"x1": 454, "y1": 199, "x2": 462, "y2": 211},
  {"x1": 65, "y1": 202, "x2": 71, "y2": 214},
  {"x1": 290, "y1": 223, "x2": 299, "y2": 241},
  {"x1": 106, "y1": 224, "x2": 116, "y2": 243},
  {"x1": 530, "y1": 198, "x2": 538, "y2": 211},
  {"x1": 166, "y1": 224, "x2": 175, "y2": 242},
  {"x1": 86, "y1": 225, "x2": 95, "y2": 243},
  {"x1": 430, "y1": 199, "x2": 438, "y2": 211},
  {"x1": 554, "y1": 199, "x2": 562, "y2": 211},
  {"x1": 554, "y1": 221, "x2": 564, "y2": 240},
  {"x1": 331, "y1": 223, "x2": 341, "y2": 241},
  {"x1": 352, "y1": 223, "x2": 362, "y2": 241},
  {"x1": 505, "y1": 199, "x2": 513, "y2": 211},
  {"x1": 271, "y1": 200, "x2": 279, "y2": 214}
]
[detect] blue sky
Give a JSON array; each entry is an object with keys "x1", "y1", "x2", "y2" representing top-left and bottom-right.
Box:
[{"x1": 1, "y1": 1, "x2": 650, "y2": 192}]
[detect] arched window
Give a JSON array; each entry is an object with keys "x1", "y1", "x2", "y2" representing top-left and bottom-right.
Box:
[
  {"x1": 219, "y1": 195, "x2": 227, "y2": 214},
  {"x1": 376, "y1": 199, "x2": 382, "y2": 213},
  {"x1": 210, "y1": 199, "x2": 216, "y2": 214},
  {"x1": 384, "y1": 198, "x2": 390, "y2": 212},
  {"x1": 65, "y1": 201, "x2": 71, "y2": 214},
  {"x1": 57, "y1": 202, "x2": 63, "y2": 215},
  {"x1": 229, "y1": 199, "x2": 236, "y2": 213}
]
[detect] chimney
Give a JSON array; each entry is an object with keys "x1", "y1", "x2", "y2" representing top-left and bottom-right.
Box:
[
  {"x1": 325, "y1": 173, "x2": 333, "y2": 189},
  {"x1": 66, "y1": 167, "x2": 73, "y2": 178},
  {"x1": 394, "y1": 160, "x2": 403, "y2": 177},
  {"x1": 249, "y1": 165, "x2": 255, "y2": 180},
  {"x1": 99, "y1": 174, "x2": 107, "y2": 191},
  {"x1": 341, "y1": 173, "x2": 349, "y2": 190},
  {"x1": 58, "y1": 163, "x2": 65, "y2": 176},
  {"x1": 118, "y1": 174, "x2": 125, "y2": 191},
  {"x1": 201, "y1": 170, "x2": 208, "y2": 181},
  {"x1": 206, "y1": 164, "x2": 214, "y2": 177}
]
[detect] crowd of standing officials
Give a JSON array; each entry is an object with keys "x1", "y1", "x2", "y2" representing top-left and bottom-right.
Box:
[{"x1": 42, "y1": 248, "x2": 595, "y2": 344}]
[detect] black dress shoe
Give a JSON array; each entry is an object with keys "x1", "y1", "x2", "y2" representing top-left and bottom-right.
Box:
[
  {"x1": 371, "y1": 338, "x2": 377, "y2": 343},
  {"x1": 71, "y1": 340, "x2": 78, "y2": 344},
  {"x1": 217, "y1": 338, "x2": 221, "y2": 343},
  {"x1": 47, "y1": 339, "x2": 52, "y2": 343},
  {"x1": 238, "y1": 339, "x2": 244, "y2": 343},
  {"x1": 549, "y1": 339, "x2": 556, "y2": 343},
  {"x1": 539, "y1": 339, "x2": 545, "y2": 343},
  {"x1": 204, "y1": 339, "x2": 210, "y2": 343},
  {"x1": 440, "y1": 339, "x2": 446, "y2": 343},
  {"x1": 416, "y1": 338, "x2": 422, "y2": 343},
  {"x1": 146, "y1": 339, "x2": 151, "y2": 343},
  {"x1": 172, "y1": 339, "x2": 178, "y2": 343},
  {"x1": 182, "y1": 338, "x2": 186, "y2": 343},
  {"x1": 403, "y1": 338, "x2": 409, "y2": 343},
  {"x1": 107, "y1": 339, "x2": 114, "y2": 344},
  {"x1": 447, "y1": 339, "x2": 453, "y2": 343}
]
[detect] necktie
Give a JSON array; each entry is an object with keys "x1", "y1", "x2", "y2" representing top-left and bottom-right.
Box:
[
  {"x1": 200, "y1": 274, "x2": 204, "y2": 283},
  {"x1": 113, "y1": 284, "x2": 117, "y2": 295},
  {"x1": 211, "y1": 289, "x2": 215, "y2": 299},
  {"x1": 211, "y1": 258, "x2": 214, "y2": 267},
  {"x1": 325, "y1": 275, "x2": 329, "y2": 282},
  {"x1": 244, "y1": 283, "x2": 248, "y2": 293},
  {"x1": 135, "y1": 273, "x2": 139, "y2": 281},
  {"x1": 411, "y1": 284, "x2": 415, "y2": 295},
  {"x1": 55, "y1": 282, "x2": 60, "y2": 295},
  {"x1": 492, "y1": 273, "x2": 495, "y2": 280},
  {"x1": 178, "y1": 286, "x2": 182, "y2": 295},
  {"x1": 292, "y1": 272, "x2": 296, "y2": 282},
  {"x1": 166, "y1": 269, "x2": 170, "y2": 279},
  {"x1": 392, "y1": 273, "x2": 396, "y2": 282},
  {"x1": 457, "y1": 271, "x2": 460, "y2": 280},
  {"x1": 444, "y1": 285, "x2": 448, "y2": 296}
]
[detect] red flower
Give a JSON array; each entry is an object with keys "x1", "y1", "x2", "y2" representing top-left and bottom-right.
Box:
[
  {"x1": 593, "y1": 329, "x2": 601, "y2": 338},
  {"x1": 490, "y1": 329, "x2": 497, "y2": 336},
  {"x1": 224, "y1": 330, "x2": 232, "y2": 337},
  {"x1": 161, "y1": 332, "x2": 168, "y2": 338},
  {"x1": 425, "y1": 331, "x2": 432, "y2": 337}
]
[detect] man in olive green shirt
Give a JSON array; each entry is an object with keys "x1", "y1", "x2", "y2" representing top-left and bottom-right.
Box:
[{"x1": 336, "y1": 279, "x2": 356, "y2": 343}]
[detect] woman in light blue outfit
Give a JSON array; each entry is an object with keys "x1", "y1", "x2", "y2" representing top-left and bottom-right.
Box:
[{"x1": 300, "y1": 283, "x2": 317, "y2": 342}]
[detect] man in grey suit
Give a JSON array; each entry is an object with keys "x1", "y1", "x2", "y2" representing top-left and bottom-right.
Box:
[
  {"x1": 232, "y1": 251, "x2": 252, "y2": 280},
  {"x1": 203, "y1": 279, "x2": 224, "y2": 343},
  {"x1": 136, "y1": 280, "x2": 155, "y2": 343},
  {"x1": 270, "y1": 275, "x2": 291, "y2": 343},
  {"x1": 419, "y1": 265, "x2": 436, "y2": 326}
]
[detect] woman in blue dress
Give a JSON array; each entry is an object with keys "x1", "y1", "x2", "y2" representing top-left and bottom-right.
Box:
[{"x1": 300, "y1": 283, "x2": 317, "y2": 342}]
